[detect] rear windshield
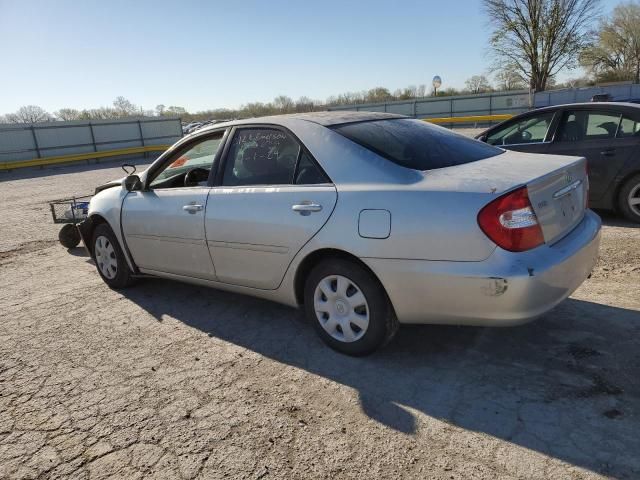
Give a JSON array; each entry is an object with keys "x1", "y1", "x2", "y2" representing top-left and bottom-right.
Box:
[{"x1": 332, "y1": 118, "x2": 503, "y2": 170}]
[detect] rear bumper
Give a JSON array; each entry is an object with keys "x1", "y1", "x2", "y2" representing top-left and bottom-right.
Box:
[{"x1": 364, "y1": 210, "x2": 602, "y2": 326}]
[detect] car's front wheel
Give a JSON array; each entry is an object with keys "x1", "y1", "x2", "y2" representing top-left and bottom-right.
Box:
[
  {"x1": 92, "y1": 223, "x2": 135, "y2": 289},
  {"x1": 304, "y1": 259, "x2": 398, "y2": 356},
  {"x1": 618, "y1": 173, "x2": 640, "y2": 224}
]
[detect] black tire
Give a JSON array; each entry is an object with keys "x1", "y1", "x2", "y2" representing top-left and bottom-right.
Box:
[
  {"x1": 58, "y1": 224, "x2": 81, "y2": 249},
  {"x1": 617, "y1": 173, "x2": 640, "y2": 224},
  {"x1": 91, "y1": 223, "x2": 135, "y2": 289},
  {"x1": 303, "y1": 258, "x2": 398, "y2": 356}
]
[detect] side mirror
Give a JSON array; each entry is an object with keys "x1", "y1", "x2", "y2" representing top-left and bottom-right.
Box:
[
  {"x1": 123, "y1": 174, "x2": 142, "y2": 192},
  {"x1": 122, "y1": 164, "x2": 137, "y2": 175}
]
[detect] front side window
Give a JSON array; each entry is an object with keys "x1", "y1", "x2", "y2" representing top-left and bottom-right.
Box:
[
  {"x1": 332, "y1": 118, "x2": 502, "y2": 171},
  {"x1": 222, "y1": 128, "x2": 311, "y2": 186},
  {"x1": 150, "y1": 134, "x2": 223, "y2": 188},
  {"x1": 557, "y1": 110, "x2": 621, "y2": 142},
  {"x1": 486, "y1": 112, "x2": 555, "y2": 146}
]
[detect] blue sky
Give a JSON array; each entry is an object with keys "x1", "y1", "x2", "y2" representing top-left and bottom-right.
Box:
[{"x1": 0, "y1": 0, "x2": 621, "y2": 114}]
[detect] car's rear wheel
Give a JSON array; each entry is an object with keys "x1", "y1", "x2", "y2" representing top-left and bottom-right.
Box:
[
  {"x1": 617, "y1": 173, "x2": 640, "y2": 224},
  {"x1": 92, "y1": 223, "x2": 135, "y2": 289},
  {"x1": 304, "y1": 259, "x2": 398, "y2": 356}
]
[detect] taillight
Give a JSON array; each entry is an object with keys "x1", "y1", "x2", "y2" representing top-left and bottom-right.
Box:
[{"x1": 477, "y1": 186, "x2": 545, "y2": 252}]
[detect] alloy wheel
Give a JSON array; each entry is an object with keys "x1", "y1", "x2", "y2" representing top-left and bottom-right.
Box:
[
  {"x1": 314, "y1": 274, "x2": 369, "y2": 343},
  {"x1": 628, "y1": 182, "x2": 640, "y2": 217}
]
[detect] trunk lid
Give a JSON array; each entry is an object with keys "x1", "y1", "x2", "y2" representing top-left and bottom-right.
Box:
[
  {"x1": 526, "y1": 158, "x2": 587, "y2": 244},
  {"x1": 422, "y1": 150, "x2": 588, "y2": 245}
]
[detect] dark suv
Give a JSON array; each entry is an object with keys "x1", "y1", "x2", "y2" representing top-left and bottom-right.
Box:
[{"x1": 477, "y1": 102, "x2": 640, "y2": 223}]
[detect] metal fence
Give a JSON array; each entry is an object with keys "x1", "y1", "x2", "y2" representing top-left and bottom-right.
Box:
[
  {"x1": 327, "y1": 90, "x2": 532, "y2": 126},
  {"x1": 0, "y1": 117, "x2": 182, "y2": 170},
  {"x1": 327, "y1": 83, "x2": 640, "y2": 126},
  {"x1": 534, "y1": 83, "x2": 640, "y2": 107}
]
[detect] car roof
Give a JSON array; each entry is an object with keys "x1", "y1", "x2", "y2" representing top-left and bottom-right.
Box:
[
  {"x1": 194, "y1": 111, "x2": 406, "y2": 134},
  {"x1": 533, "y1": 102, "x2": 640, "y2": 113}
]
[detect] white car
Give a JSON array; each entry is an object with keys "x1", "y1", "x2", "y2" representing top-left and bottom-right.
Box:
[{"x1": 80, "y1": 112, "x2": 601, "y2": 355}]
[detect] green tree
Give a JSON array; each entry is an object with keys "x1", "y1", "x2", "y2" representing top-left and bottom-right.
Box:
[{"x1": 580, "y1": 2, "x2": 640, "y2": 83}]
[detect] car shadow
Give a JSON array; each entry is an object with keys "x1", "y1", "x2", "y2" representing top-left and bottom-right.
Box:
[
  {"x1": 593, "y1": 209, "x2": 640, "y2": 229},
  {"x1": 119, "y1": 278, "x2": 640, "y2": 478}
]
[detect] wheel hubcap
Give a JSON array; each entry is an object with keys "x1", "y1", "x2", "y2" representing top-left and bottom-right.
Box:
[
  {"x1": 94, "y1": 235, "x2": 118, "y2": 280},
  {"x1": 314, "y1": 275, "x2": 369, "y2": 343},
  {"x1": 629, "y1": 183, "x2": 640, "y2": 216}
]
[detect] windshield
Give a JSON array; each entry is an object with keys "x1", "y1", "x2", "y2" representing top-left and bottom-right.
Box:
[{"x1": 332, "y1": 118, "x2": 503, "y2": 170}]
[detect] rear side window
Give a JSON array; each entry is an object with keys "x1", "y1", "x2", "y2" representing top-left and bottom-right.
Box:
[
  {"x1": 295, "y1": 151, "x2": 329, "y2": 184},
  {"x1": 332, "y1": 119, "x2": 503, "y2": 171},
  {"x1": 558, "y1": 110, "x2": 621, "y2": 142},
  {"x1": 618, "y1": 116, "x2": 640, "y2": 138}
]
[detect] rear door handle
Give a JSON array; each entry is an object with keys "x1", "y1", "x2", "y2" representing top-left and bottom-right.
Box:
[
  {"x1": 183, "y1": 204, "x2": 204, "y2": 214},
  {"x1": 292, "y1": 202, "x2": 322, "y2": 215},
  {"x1": 600, "y1": 148, "x2": 616, "y2": 156}
]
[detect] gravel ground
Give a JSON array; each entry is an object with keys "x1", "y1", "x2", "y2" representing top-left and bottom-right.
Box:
[{"x1": 1, "y1": 146, "x2": 639, "y2": 479}]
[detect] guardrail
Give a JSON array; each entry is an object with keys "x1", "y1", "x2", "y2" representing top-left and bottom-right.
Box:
[{"x1": 0, "y1": 144, "x2": 170, "y2": 171}]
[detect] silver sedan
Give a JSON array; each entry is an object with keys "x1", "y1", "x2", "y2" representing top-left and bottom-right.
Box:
[{"x1": 81, "y1": 112, "x2": 601, "y2": 355}]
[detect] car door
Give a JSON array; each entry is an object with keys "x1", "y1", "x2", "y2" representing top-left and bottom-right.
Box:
[
  {"x1": 121, "y1": 132, "x2": 225, "y2": 279},
  {"x1": 546, "y1": 108, "x2": 634, "y2": 202},
  {"x1": 205, "y1": 126, "x2": 337, "y2": 289},
  {"x1": 483, "y1": 110, "x2": 557, "y2": 154}
]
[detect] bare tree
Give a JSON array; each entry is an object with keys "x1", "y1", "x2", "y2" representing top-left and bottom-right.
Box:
[
  {"x1": 112, "y1": 96, "x2": 137, "y2": 117},
  {"x1": 440, "y1": 87, "x2": 461, "y2": 96},
  {"x1": 241, "y1": 102, "x2": 273, "y2": 118},
  {"x1": 484, "y1": 0, "x2": 600, "y2": 92},
  {"x1": 366, "y1": 87, "x2": 393, "y2": 103},
  {"x1": 555, "y1": 76, "x2": 594, "y2": 88},
  {"x1": 580, "y1": 2, "x2": 640, "y2": 83},
  {"x1": 55, "y1": 108, "x2": 82, "y2": 121},
  {"x1": 155, "y1": 104, "x2": 166, "y2": 116},
  {"x1": 295, "y1": 96, "x2": 316, "y2": 112},
  {"x1": 494, "y1": 66, "x2": 527, "y2": 90},
  {"x1": 5, "y1": 105, "x2": 51, "y2": 123},
  {"x1": 164, "y1": 106, "x2": 187, "y2": 117},
  {"x1": 465, "y1": 75, "x2": 492, "y2": 93},
  {"x1": 273, "y1": 95, "x2": 295, "y2": 113}
]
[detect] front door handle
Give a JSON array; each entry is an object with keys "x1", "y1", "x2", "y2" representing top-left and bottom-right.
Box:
[
  {"x1": 292, "y1": 202, "x2": 322, "y2": 215},
  {"x1": 183, "y1": 204, "x2": 204, "y2": 214},
  {"x1": 600, "y1": 148, "x2": 616, "y2": 157}
]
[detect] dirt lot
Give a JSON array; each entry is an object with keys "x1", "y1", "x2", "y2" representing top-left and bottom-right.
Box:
[{"x1": 1, "y1": 150, "x2": 639, "y2": 479}]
